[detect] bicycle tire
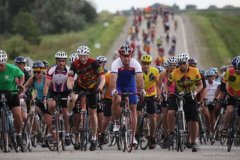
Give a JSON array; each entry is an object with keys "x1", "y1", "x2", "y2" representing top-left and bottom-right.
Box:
[
  {"x1": 55, "y1": 115, "x2": 60, "y2": 151},
  {"x1": 60, "y1": 118, "x2": 66, "y2": 151},
  {"x1": 227, "y1": 116, "x2": 235, "y2": 152},
  {"x1": 177, "y1": 112, "x2": 185, "y2": 152},
  {"x1": 83, "y1": 111, "x2": 88, "y2": 151},
  {"x1": 120, "y1": 113, "x2": 126, "y2": 152},
  {"x1": 45, "y1": 126, "x2": 55, "y2": 151},
  {"x1": 126, "y1": 109, "x2": 134, "y2": 152},
  {"x1": 23, "y1": 114, "x2": 35, "y2": 152},
  {"x1": 198, "y1": 114, "x2": 206, "y2": 145},
  {"x1": 211, "y1": 114, "x2": 221, "y2": 145},
  {"x1": 2, "y1": 112, "x2": 9, "y2": 152},
  {"x1": 139, "y1": 115, "x2": 150, "y2": 150},
  {"x1": 11, "y1": 135, "x2": 19, "y2": 152}
]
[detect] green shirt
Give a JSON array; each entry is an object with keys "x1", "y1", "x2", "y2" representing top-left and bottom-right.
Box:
[{"x1": 0, "y1": 63, "x2": 24, "y2": 95}]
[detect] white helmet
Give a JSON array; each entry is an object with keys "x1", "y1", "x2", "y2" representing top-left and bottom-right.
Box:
[
  {"x1": 167, "y1": 56, "x2": 177, "y2": 64},
  {"x1": 96, "y1": 56, "x2": 107, "y2": 63},
  {"x1": 205, "y1": 70, "x2": 215, "y2": 77},
  {"x1": 55, "y1": 51, "x2": 67, "y2": 59},
  {"x1": 177, "y1": 53, "x2": 189, "y2": 63},
  {"x1": 163, "y1": 62, "x2": 168, "y2": 67},
  {"x1": 77, "y1": 46, "x2": 90, "y2": 55},
  {"x1": 24, "y1": 66, "x2": 32, "y2": 72},
  {"x1": 0, "y1": 50, "x2": 7, "y2": 64},
  {"x1": 68, "y1": 53, "x2": 78, "y2": 63}
]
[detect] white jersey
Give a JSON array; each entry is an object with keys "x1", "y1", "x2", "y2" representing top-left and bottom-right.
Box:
[
  {"x1": 46, "y1": 65, "x2": 70, "y2": 92},
  {"x1": 206, "y1": 80, "x2": 220, "y2": 102}
]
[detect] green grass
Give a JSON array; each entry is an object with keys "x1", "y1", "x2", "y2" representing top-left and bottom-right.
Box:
[
  {"x1": 1, "y1": 11, "x2": 127, "y2": 65},
  {"x1": 189, "y1": 12, "x2": 240, "y2": 69}
]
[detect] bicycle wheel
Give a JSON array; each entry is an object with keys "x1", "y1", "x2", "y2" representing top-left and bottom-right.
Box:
[
  {"x1": 177, "y1": 112, "x2": 185, "y2": 152},
  {"x1": 198, "y1": 114, "x2": 206, "y2": 145},
  {"x1": 211, "y1": 114, "x2": 221, "y2": 145},
  {"x1": 83, "y1": 111, "x2": 88, "y2": 151},
  {"x1": 139, "y1": 115, "x2": 150, "y2": 150},
  {"x1": 23, "y1": 114, "x2": 35, "y2": 152},
  {"x1": 125, "y1": 109, "x2": 135, "y2": 152},
  {"x1": 227, "y1": 116, "x2": 235, "y2": 152},
  {"x1": 11, "y1": 135, "x2": 19, "y2": 152},
  {"x1": 45, "y1": 126, "x2": 55, "y2": 151},
  {"x1": 2, "y1": 112, "x2": 9, "y2": 152},
  {"x1": 120, "y1": 113, "x2": 126, "y2": 152},
  {"x1": 60, "y1": 118, "x2": 66, "y2": 151}
]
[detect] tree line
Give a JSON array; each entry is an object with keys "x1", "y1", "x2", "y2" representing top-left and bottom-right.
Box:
[{"x1": 0, "y1": 0, "x2": 97, "y2": 44}]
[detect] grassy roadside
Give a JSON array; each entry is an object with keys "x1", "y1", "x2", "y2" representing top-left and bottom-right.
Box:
[
  {"x1": 189, "y1": 12, "x2": 231, "y2": 69},
  {"x1": 1, "y1": 12, "x2": 127, "y2": 65}
]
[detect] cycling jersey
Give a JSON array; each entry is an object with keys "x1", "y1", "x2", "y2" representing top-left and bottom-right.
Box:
[
  {"x1": 162, "y1": 70, "x2": 175, "y2": 94},
  {"x1": 0, "y1": 63, "x2": 24, "y2": 95},
  {"x1": 138, "y1": 67, "x2": 159, "y2": 97},
  {"x1": 46, "y1": 65, "x2": 69, "y2": 92},
  {"x1": 206, "y1": 80, "x2": 220, "y2": 102},
  {"x1": 69, "y1": 58, "x2": 104, "y2": 89},
  {"x1": 104, "y1": 71, "x2": 111, "y2": 99},
  {"x1": 222, "y1": 68, "x2": 240, "y2": 97},
  {"x1": 34, "y1": 75, "x2": 46, "y2": 100},
  {"x1": 111, "y1": 57, "x2": 142, "y2": 87},
  {"x1": 168, "y1": 67, "x2": 201, "y2": 93}
]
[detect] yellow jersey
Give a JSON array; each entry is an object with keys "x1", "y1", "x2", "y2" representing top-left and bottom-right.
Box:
[
  {"x1": 222, "y1": 68, "x2": 240, "y2": 97},
  {"x1": 138, "y1": 67, "x2": 159, "y2": 97},
  {"x1": 168, "y1": 67, "x2": 201, "y2": 93}
]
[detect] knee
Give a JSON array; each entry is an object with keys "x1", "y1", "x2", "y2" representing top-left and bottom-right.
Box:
[{"x1": 168, "y1": 110, "x2": 175, "y2": 117}]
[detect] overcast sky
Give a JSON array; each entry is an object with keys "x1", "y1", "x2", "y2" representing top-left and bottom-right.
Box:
[{"x1": 90, "y1": 0, "x2": 240, "y2": 13}]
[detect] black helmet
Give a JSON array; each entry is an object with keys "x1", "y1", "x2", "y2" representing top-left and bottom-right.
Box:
[
  {"x1": 42, "y1": 60, "x2": 49, "y2": 67},
  {"x1": 32, "y1": 61, "x2": 45, "y2": 69},
  {"x1": 15, "y1": 56, "x2": 26, "y2": 63}
]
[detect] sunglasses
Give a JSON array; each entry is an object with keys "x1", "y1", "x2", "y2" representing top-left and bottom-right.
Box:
[
  {"x1": 169, "y1": 64, "x2": 177, "y2": 67},
  {"x1": 142, "y1": 63, "x2": 150, "y2": 66},
  {"x1": 33, "y1": 71, "x2": 41, "y2": 74},
  {"x1": 57, "y1": 60, "x2": 65, "y2": 63},
  {"x1": 0, "y1": 64, "x2": 4, "y2": 67},
  {"x1": 178, "y1": 62, "x2": 187, "y2": 65},
  {"x1": 234, "y1": 68, "x2": 240, "y2": 70}
]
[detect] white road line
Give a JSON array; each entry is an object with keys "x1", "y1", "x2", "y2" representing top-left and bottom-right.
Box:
[{"x1": 178, "y1": 16, "x2": 189, "y2": 53}]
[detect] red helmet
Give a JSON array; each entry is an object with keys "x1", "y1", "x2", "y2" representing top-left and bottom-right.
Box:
[{"x1": 118, "y1": 45, "x2": 133, "y2": 56}]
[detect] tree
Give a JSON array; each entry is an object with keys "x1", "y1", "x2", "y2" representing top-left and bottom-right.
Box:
[
  {"x1": 172, "y1": 3, "x2": 180, "y2": 11},
  {"x1": 223, "y1": 5, "x2": 235, "y2": 9},
  {"x1": 208, "y1": 5, "x2": 218, "y2": 9},
  {"x1": 13, "y1": 12, "x2": 41, "y2": 44},
  {"x1": 185, "y1": 5, "x2": 197, "y2": 10},
  {"x1": 79, "y1": 0, "x2": 97, "y2": 23}
]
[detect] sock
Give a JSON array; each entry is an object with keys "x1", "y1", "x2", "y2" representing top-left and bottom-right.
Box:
[
  {"x1": 92, "y1": 136, "x2": 97, "y2": 141},
  {"x1": 17, "y1": 133, "x2": 22, "y2": 136},
  {"x1": 66, "y1": 133, "x2": 69, "y2": 136}
]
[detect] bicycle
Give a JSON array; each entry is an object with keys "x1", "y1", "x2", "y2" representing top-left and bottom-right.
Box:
[
  {"x1": 114, "y1": 92, "x2": 139, "y2": 153},
  {"x1": 46, "y1": 96, "x2": 68, "y2": 151},
  {"x1": 135, "y1": 97, "x2": 159, "y2": 150},
  {"x1": 166, "y1": 91, "x2": 194, "y2": 152},
  {"x1": 227, "y1": 96, "x2": 240, "y2": 152},
  {"x1": 0, "y1": 90, "x2": 20, "y2": 153},
  {"x1": 197, "y1": 102, "x2": 207, "y2": 145},
  {"x1": 211, "y1": 99, "x2": 225, "y2": 145}
]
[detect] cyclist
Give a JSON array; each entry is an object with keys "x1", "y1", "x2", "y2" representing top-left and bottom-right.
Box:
[
  {"x1": 209, "y1": 67, "x2": 220, "y2": 82},
  {"x1": 188, "y1": 58, "x2": 211, "y2": 141},
  {"x1": 24, "y1": 66, "x2": 32, "y2": 75},
  {"x1": 42, "y1": 60, "x2": 49, "y2": 74},
  {"x1": 158, "y1": 56, "x2": 177, "y2": 147},
  {"x1": 111, "y1": 45, "x2": 146, "y2": 145},
  {"x1": 43, "y1": 51, "x2": 71, "y2": 147},
  {"x1": 15, "y1": 56, "x2": 31, "y2": 84},
  {"x1": 67, "y1": 46, "x2": 105, "y2": 151},
  {"x1": 113, "y1": 51, "x2": 119, "y2": 61},
  {"x1": 154, "y1": 55, "x2": 165, "y2": 66},
  {"x1": 174, "y1": 19, "x2": 178, "y2": 31},
  {"x1": 221, "y1": 56, "x2": 240, "y2": 136},
  {"x1": 137, "y1": 54, "x2": 159, "y2": 149},
  {"x1": 23, "y1": 61, "x2": 52, "y2": 147},
  {"x1": 204, "y1": 70, "x2": 220, "y2": 134},
  {"x1": 156, "y1": 36, "x2": 162, "y2": 47},
  {"x1": 164, "y1": 53, "x2": 203, "y2": 152},
  {"x1": 0, "y1": 50, "x2": 25, "y2": 148}
]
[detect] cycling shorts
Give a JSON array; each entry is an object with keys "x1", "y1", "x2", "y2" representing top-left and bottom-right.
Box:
[
  {"x1": 137, "y1": 96, "x2": 156, "y2": 114},
  {"x1": 0, "y1": 93, "x2": 20, "y2": 110},
  {"x1": 48, "y1": 90, "x2": 68, "y2": 109},
  {"x1": 103, "y1": 98, "x2": 112, "y2": 117},
  {"x1": 116, "y1": 85, "x2": 138, "y2": 104}
]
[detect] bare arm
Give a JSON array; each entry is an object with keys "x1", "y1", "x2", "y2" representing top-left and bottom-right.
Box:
[
  {"x1": 136, "y1": 73, "x2": 144, "y2": 89},
  {"x1": 43, "y1": 78, "x2": 51, "y2": 97},
  {"x1": 18, "y1": 75, "x2": 24, "y2": 87},
  {"x1": 199, "y1": 87, "x2": 207, "y2": 102},
  {"x1": 23, "y1": 76, "x2": 34, "y2": 92},
  {"x1": 195, "y1": 80, "x2": 203, "y2": 94},
  {"x1": 67, "y1": 76, "x2": 74, "y2": 90},
  {"x1": 110, "y1": 73, "x2": 118, "y2": 90},
  {"x1": 98, "y1": 74, "x2": 105, "y2": 91}
]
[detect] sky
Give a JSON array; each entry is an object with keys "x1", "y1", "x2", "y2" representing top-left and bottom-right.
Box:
[{"x1": 89, "y1": 0, "x2": 240, "y2": 13}]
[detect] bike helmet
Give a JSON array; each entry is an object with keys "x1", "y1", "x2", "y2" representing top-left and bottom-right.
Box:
[
  {"x1": 141, "y1": 54, "x2": 152, "y2": 63},
  {"x1": 163, "y1": 62, "x2": 168, "y2": 67},
  {"x1": 42, "y1": 60, "x2": 49, "y2": 67},
  {"x1": 209, "y1": 67, "x2": 218, "y2": 74},
  {"x1": 118, "y1": 45, "x2": 133, "y2": 56},
  {"x1": 232, "y1": 56, "x2": 240, "y2": 68},
  {"x1": 155, "y1": 66, "x2": 164, "y2": 73},
  {"x1": 24, "y1": 66, "x2": 31, "y2": 72},
  {"x1": 55, "y1": 51, "x2": 67, "y2": 59},
  {"x1": 77, "y1": 46, "x2": 90, "y2": 55},
  {"x1": 96, "y1": 56, "x2": 107, "y2": 63},
  {"x1": 68, "y1": 53, "x2": 78, "y2": 63},
  {"x1": 199, "y1": 69, "x2": 205, "y2": 75},
  {"x1": 32, "y1": 61, "x2": 45, "y2": 69},
  {"x1": 188, "y1": 58, "x2": 197, "y2": 65},
  {"x1": 167, "y1": 56, "x2": 177, "y2": 64},
  {"x1": 205, "y1": 70, "x2": 215, "y2": 77},
  {"x1": 0, "y1": 50, "x2": 8, "y2": 64},
  {"x1": 15, "y1": 56, "x2": 26, "y2": 63},
  {"x1": 177, "y1": 53, "x2": 189, "y2": 63}
]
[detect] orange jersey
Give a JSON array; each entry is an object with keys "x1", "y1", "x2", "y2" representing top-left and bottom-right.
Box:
[
  {"x1": 104, "y1": 71, "x2": 111, "y2": 99},
  {"x1": 168, "y1": 67, "x2": 201, "y2": 93}
]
